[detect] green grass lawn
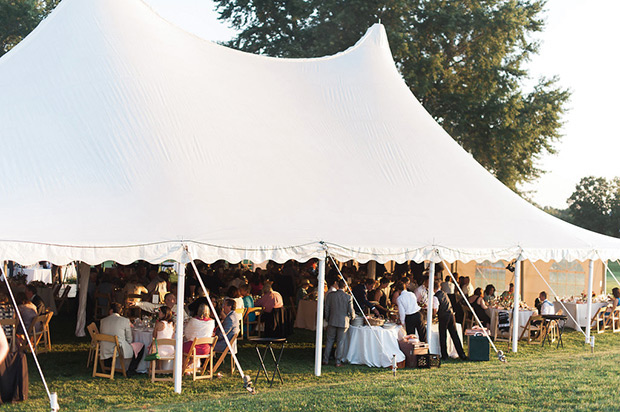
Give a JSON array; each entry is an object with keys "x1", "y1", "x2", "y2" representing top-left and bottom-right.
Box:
[
  {"x1": 606, "y1": 261, "x2": 620, "y2": 294},
  {"x1": 3, "y1": 314, "x2": 620, "y2": 412}
]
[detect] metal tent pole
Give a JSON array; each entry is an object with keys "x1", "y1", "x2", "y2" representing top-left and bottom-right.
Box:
[
  {"x1": 585, "y1": 260, "x2": 594, "y2": 344},
  {"x1": 511, "y1": 256, "x2": 522, "y2": 353},
  {"x1": 426, "y1": 262, "x2": 436, "y2": 351},
  {"x1": 174, "y1": 263, "x2": 186, "y2": 393},
  {"x1": 314, "y1": 257, "x2": 326, "y2": 376}
]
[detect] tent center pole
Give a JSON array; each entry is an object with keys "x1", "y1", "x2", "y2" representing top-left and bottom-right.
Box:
[
  {"x1": 511, "y1": 257, "x2": 522, "y2": 352},
  {"x1": 426, "y1": 261, "x2": 436, "y2": 352},
  {"x1": 314, "y1": 256, "x2": 326, "y2": 376},
  {"x1": 174, "y1": 263, "x2": 186, "y2": 393},
  {"x1": 585, "y1": 260, "x2": 594, "y2": 344}
]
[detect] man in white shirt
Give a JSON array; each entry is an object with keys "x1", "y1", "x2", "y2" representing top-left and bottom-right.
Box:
[
  {"x1": 396, "y1": 281, "x2": 426, "y2": 342},
  {"x1": 539, "y1": 291, "x2": 555, "y2": 315},
  {"x1": 415, "y1": 276, "x2": 429, "y2": 305}
]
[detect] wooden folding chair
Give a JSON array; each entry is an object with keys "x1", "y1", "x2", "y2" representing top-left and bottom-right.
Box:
[
  {"x1": 182, "y1": 336, "x2": 218, "y2": 381},
  {"x1": 55, "y1": 286, "x2": 71, "y2": 313},
  {"x1": 86, "y1": 322, "x2": 99, "y2": 367},
  {"x1": 27, "y1": 311, "x2": 53, "y2": 353},
  {"x1": 149, "y1": 338, "x2": 176, "y2": 383},
  {"x1": 94, "y1": 292, "x2": 112, "y2": 320},
  {"x1": 520, "y1": 314, "x2": 546, "y2": 344},
  {"x1": 0, "y1": 318, "x2": 17, "y2": 352},
  {"x1": 492, "y1": 311, "x2": 513, "y2": 343},
  {"x1": 92, "y1": 333, "x2": 127, "y2": 379},
  {"x1": 244, "y1": 307, "x2": 263, "y2": 339},
  {"x1": 609, "y1": 307, "x2": 620, "y2": 332},
  {"x1": 235, "y1": 308, "x2": 246, "y2": 340},
  {"x1": 461, "y1": 304, "x2": 474, "y2": 331},
  {"x1": 213, "y1": 332, "x2": 238, "y2": 375},
  {"x1": 591, "y1": 305, "x2": 610, "y2": 334}
]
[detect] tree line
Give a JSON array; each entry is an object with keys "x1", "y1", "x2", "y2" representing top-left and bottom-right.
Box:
[{"x1": 545, "y1": 177, "x2": 620, "y2": 238}]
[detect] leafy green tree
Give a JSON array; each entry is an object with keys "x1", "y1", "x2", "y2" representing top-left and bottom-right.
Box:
[
  {"x1": 215, "y1": 0, "x2": 570, "y2": 191},
  {"x1": 567, "y1": 176, "x2": 620, "y2": 237},
  {"x1": 0, "y1": 0, "x2": 59, "y2": 57}
]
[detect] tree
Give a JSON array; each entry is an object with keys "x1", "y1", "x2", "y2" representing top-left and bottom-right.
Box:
[
  {"x1": 0, "y1": 0, "x2": 59, "y2": 57},
  {"x1": 567, "y1": 176, "x2": 620, "y2": 237},
  {"x1": 215, "y1": 0, "x2": 570, "y2": 191}
]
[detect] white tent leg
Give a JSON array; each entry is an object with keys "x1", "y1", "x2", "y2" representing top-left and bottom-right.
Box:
[
  {"x1": 75, "y1": 262, "x2": 90, "y2": 337},
  {"x1": 174, "y1": 263, "x2": 186, "y2": 394},
  {"x1": 314, "y1": 257, "x2": 326, "y2": 376},
  {"x1": 511, "y1": 258, "x2": 521, "y2": 352},
  {"x1": 585, "y1": 260, "x2": 594, "y2": 344},
  {"x1": 426, "y1": 262, "x2": 436, "y2": 351}
]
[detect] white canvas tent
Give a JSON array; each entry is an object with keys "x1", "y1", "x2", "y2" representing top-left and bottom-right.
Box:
[{"x1": 1, "y1": 0, "x2": 620, "y2": 396}]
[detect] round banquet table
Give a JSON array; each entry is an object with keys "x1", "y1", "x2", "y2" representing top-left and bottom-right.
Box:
[
  {"x1": 132, "y1": 328, "x2": 153, "y2": 373},
  {"x1": 553, "y1": 301, "x2": 609, "y2": 330},
  {"x1": 341, "y1": 326, "x2": 405, "y2": 368},
  {"x1": 294, "y1": 300, "x2": 318, "y2": 331},
  {"x1": 487, "y1": 308, "x2": 534, "y2": 339}
]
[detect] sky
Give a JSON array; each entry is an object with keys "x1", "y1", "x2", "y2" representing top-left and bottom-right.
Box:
[{"x1": 144, "y1": 0, "x2": 620, "y2": 209}]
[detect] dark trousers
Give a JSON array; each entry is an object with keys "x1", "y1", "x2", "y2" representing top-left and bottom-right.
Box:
[
  {"x1": 438, "y1": 313, "x2": 465, "y2": 359},
  {"x1": 103, "y1": 346, "x2": 145, "y2": 373},
  {"x1": 405, "y1": 312, "x2": 426, "y2": 342}
]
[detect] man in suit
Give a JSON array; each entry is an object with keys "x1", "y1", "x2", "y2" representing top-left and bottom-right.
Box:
[
  {"x1": 25, "y1": 285, "x2": 45, "y2": 315},
  {"x1": 322, "y1": 280, "x2": 355, "y2": 367},
  {"x1": 433, "y1": 282, "x2": 466, "y2": 360},
  {"x1": 213, "y1": 299, "x2": 241, "y2": 354},
  {"x1": 100, "y1": 303, "x2": 144, "y2": 376}
]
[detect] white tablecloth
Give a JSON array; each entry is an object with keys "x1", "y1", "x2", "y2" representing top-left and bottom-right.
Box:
[
  {"x1": 132, "y1": 328, "x2": 153, "y2": 373},
  {"x1": 429, "y1": 323, "x2": 462, "y2": 358},
  {"x1": 487, "y1": 308, "x2": 534, "y2": 339},
  {"x1": 341, "y1": 326, "x2": 405, "y2": 367},
  {"x1": 23, "y1": 268, "x2": 52, "y2": 284},
  {"x1": 294, "y1": 300, "x2": 318, "y2": 330},
  {"x1": 553, "y1": 302, "x2": 609, "y2": 330}
]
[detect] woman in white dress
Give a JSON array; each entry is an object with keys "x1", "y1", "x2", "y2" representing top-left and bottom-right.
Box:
[
  {"x1": 183, "y1": 304, "x2": 216, "y2": 367},
  {"x1": 151, "y1": 306, "x2": 175, "y2": 369}
]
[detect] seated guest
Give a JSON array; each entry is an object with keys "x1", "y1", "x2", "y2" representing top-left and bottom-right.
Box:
[
  {"x1": 151, "y1": 306, "x2": 175, "y2": 364},
  {"x1": 296, "y1": 279, "x2": 311, "y2": 305},
  {"x1": 187, "y1": 288, "x2": 209, "y2": 317},
  {"x1": 225, "y1": 286, "x2": 244, "y2": 314},
  {"x1": 25, "y1": 285, "x2": 45, "y2": 315},
  {"x1": 183, "y1": 304, "x2": 216, "y2": 362},
  {"x1": 609, "y1": 288, "x2": 620, "y2": 312},
  {"x1": 239, "y1": 284, "x2": 255, "y2": 322},
  {"x1": 500, "y1": 283, "x2": 515, "y2": 300},
  {"x1": 122, "y1": 275, "x2": 148, "y2": 301},
  {"x1": 255, "y1": 283, "x2": 284, "y2": 337},
  {"x1": 468, "y1": 288, "x2": 491, "y2": 327},
  {"x1": 483, "y1": 284, "x2": 496, "y2": 305},
  {"x1": 396, "y1": 281, "x2": 426, "y2": 342},
  {"x1": 100, "y1": 303, "x2": 144, "y2": 377},
  {"x1": 133, "y1": 292, "x2": 189, "y2": 321},
  {"x1": 15, "y1": 293, "x2": 37, "y2": 335},
  {"x1": 213, "y1": 299, "x2": 240, "y2": 353},
  {"x1": 538, "y1": 291, "x2": 554, "y2": 315}
]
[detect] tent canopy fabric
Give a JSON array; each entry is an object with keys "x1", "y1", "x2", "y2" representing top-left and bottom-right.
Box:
[{"x1": 1, "y1": 0, "x2": 619, "y2": 266}]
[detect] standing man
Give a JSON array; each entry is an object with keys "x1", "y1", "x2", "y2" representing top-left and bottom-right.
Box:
[
  {"x1": 396, "y1": 282, "x2": 426, "y2": 342},
  {"x1": 323, "y1": 280, "x2": 355, "y2": 367},
  {"x1": 433, "y1": 282, "x2": 466, "y2": 360},
  {"x1": 351, "y1": 279, "x2": 380, "y2": 317}
]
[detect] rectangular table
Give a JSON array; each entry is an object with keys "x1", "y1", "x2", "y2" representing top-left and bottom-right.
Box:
[
  {"x1": 553, "y1": 301, "x2": 609, "y2": 330},
  {"x1": 23, "y1": 268, "x2": 52, "y2": 284}
]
